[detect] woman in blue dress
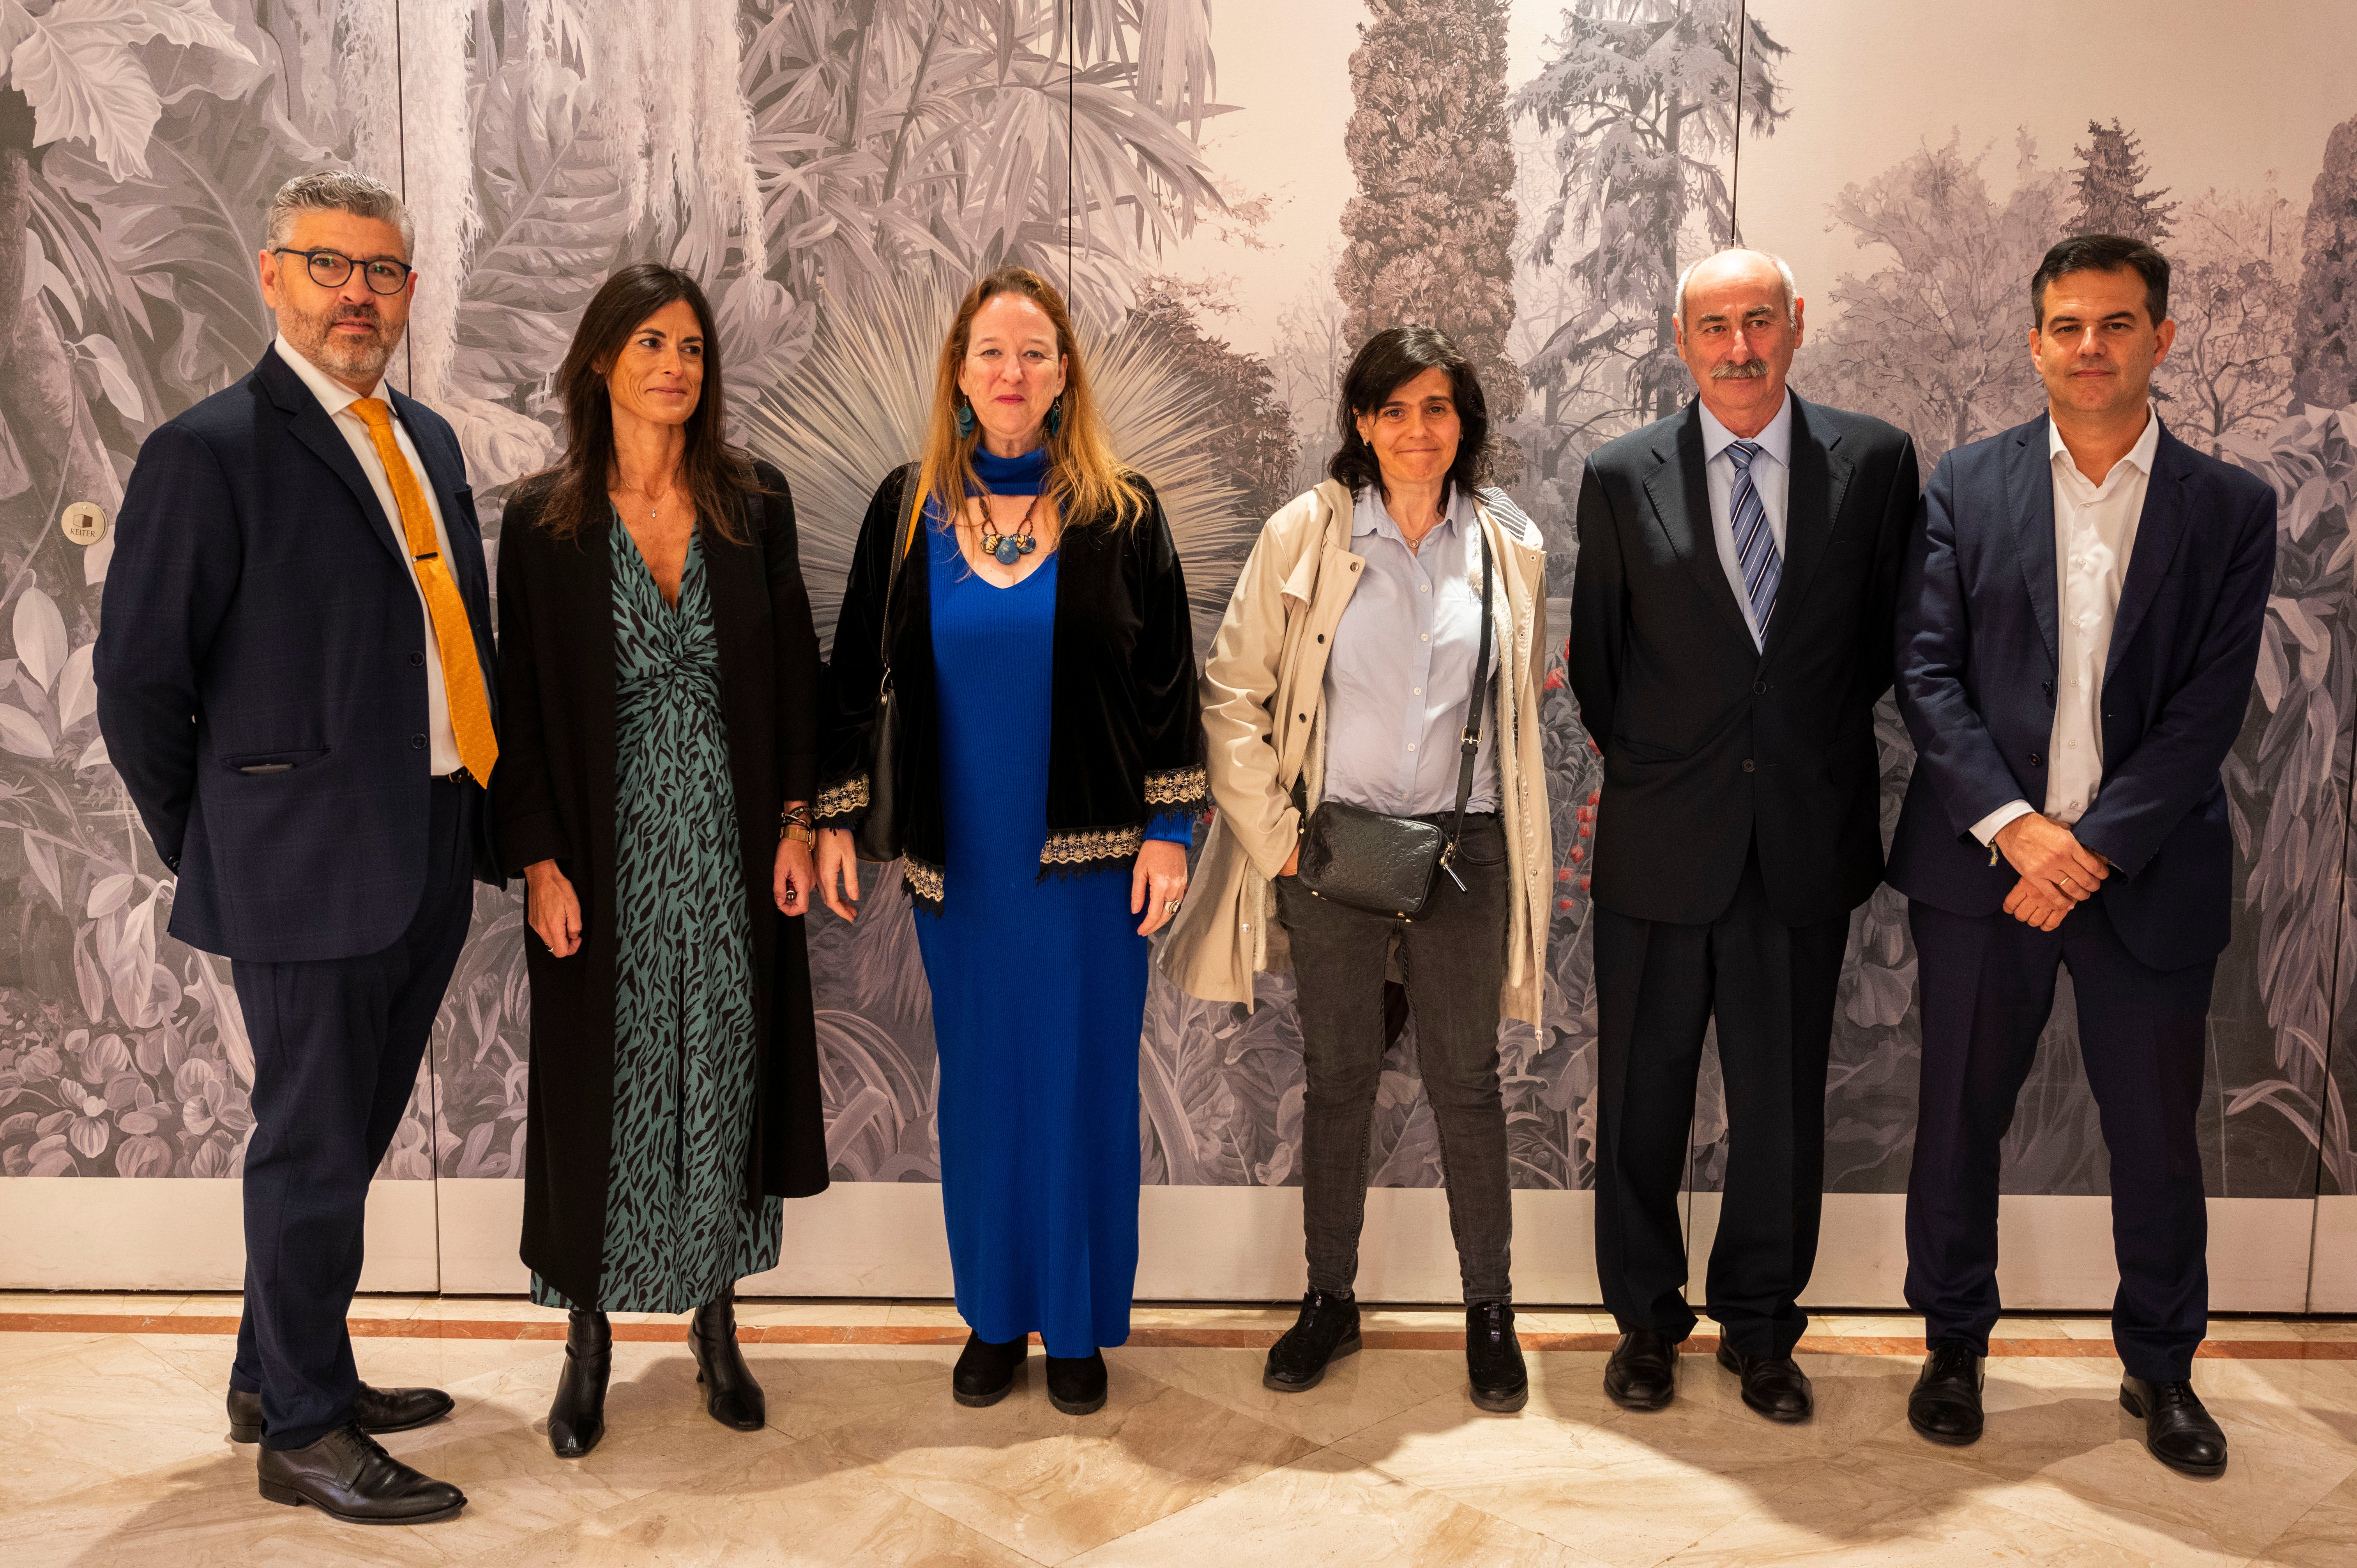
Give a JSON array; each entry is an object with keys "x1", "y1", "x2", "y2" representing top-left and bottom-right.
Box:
[{"x1": 815, "y1": 267, "x2": 1203, "y2": 1415}]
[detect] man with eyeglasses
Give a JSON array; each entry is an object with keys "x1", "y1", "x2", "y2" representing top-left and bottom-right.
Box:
[{"x1": 96, "y1": 171, "x2": 500, "y2": 1524}]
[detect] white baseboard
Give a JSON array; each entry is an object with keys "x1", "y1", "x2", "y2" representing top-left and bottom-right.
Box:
[
  {"x1": 0, "y1": 1178, "x2": 439, "y2": 1292},
  {"x1": 1686, "y1": 1192, "x2": 2315, "y2": 1312},
  {"x1": 2310, "y1": 1195, "x2": 2357, "y2": 1311}
]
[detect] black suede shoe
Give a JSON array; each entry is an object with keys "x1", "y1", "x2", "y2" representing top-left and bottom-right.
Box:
[
  {"x1": 1907, "y1": 1340, "x2": 1985, "y2": 1446},
  {"x1": 256, "y1": 1422, "x2": 466, "y2": 1525},
  {"x1": 227, "y1": 1381, "x2": 454, "y2": 1445},
  {"x1": 548, "y1": 1310, "x2": 612, "y2": 1459},
  {"x1": 1603, "y1": 1329, "x2": 1679, "y2": 1411},
  {"x1": 1045, "y1": 1351, "x2": 1108, "y2": 1415},
  {"x1": 1466, "y1": 1301, "x2": 1529, "y2": 1413},
  {"x1": 689, "y1": 1293, "x2": 766, "y2": 1431},
  {"x1": 1716, "y1": 1339, "x2": 1813, "y2": 1423},
  {"x1": 952, "y1": 1332, "x2": 1029, "y2": 1407},
  {"x1": 2120, "y1": 1376, "x2": 2228, "y2": 1477},
  {"x1": 1263, "y1": 1289, "x2": 1362, "y2": 1393}
]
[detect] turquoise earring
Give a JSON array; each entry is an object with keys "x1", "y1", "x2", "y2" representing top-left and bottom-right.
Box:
[
  {"x1": 1044, "y1": 396, "x2": 1064, "y2": 438},
  {"x1": 954, "y1": 401, "x2": 977, "y2": 438}
]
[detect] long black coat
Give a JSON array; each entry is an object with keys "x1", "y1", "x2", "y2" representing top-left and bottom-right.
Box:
[{"x1": 495, "y1": 462, "x2": 830, "y2": 1304}]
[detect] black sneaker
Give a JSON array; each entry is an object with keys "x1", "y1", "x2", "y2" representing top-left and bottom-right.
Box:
[
  {"x1": 1264, "y1": 1289, "x2": 1362, "y2": 1393},
  {"x1": 1466, "y1": 1301, "x2": 1529, "y2": 1413},
  {"x1": 952, "y1": 1332, "x2": 1028, "y2": 1407}
]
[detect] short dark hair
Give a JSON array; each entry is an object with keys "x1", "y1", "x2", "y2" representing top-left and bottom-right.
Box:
[
  {"x1": 1328, "y1": 326, "x2": 1491, "y2": 503},
  {"x1": 2031, "y1": 234, "x2": 2171, "y2": 329}
]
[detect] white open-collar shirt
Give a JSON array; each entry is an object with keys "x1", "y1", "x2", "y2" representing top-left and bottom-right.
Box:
[
  {"x1": 275, "y1": 334, "x2": 462, "y2": 775},
  {"x1": 1698, "y1": 390, "x2": 1793, "y2": 651},
  {"x1": 1969, "y1": 405, "x2": 2162, "y2": 846}
]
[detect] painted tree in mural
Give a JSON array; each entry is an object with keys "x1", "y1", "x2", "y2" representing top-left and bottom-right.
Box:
[
  {"x1": 1511, "y1": 0, "x2": 1788, "y2": 465},
  {"x1": 2070, "y1": 118, "x2": 2176, "y2": 243},
  {"x1": 2292, "y1": 113, "x2": 2357, "y2": 411},
  {"x1": 1334, "y1": 0, "x2": 1524, "y2": 477},
  {"x1": 2165, "y1": 186, "x2": 2300, "y2": 455},
  {"x1": 1124, "y1": 281, "x2": 1299, "y2": 531}
]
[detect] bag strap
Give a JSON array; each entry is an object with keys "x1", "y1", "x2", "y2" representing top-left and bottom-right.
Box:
[
  {"x1": 1443, "y1": 526, "x2": 1494, "y2": 869},
  {"x1": 877, "y1": 466, "x2": 925, "y2": 676}
]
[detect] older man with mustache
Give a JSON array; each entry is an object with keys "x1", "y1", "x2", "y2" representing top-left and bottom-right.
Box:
[
  {"x1": 97, "y1": 171, "x2": 499, "y2": 1524},
  {"x1": 1569, "y1": 249, "x2": 1919, "y2": 1421}
]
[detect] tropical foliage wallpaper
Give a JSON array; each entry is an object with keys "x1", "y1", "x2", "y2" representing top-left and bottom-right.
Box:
[{"x1": 0, "y1": 1, "x2": 2350, "y2": 1237}]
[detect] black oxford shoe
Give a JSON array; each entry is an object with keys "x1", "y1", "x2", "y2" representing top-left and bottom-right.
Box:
[
  {"x1": 227, "y1": 1382, "x2": 454, "y2": 1445},
  {"x1": 1603, "y1": 1328, "x2": 1679, "y2": 1411},
  {"x1": 1045, "y1": 1351, "x2": 1108, "y2": 1416},
  {"x1": 689, "y1": 1294, "x2": 767, "y2": 1431},
  {"x1": 548, "y1": 1309, "x2": 612, "y2": 1459},
  {"x1": 1907, "y1": 1340, "x2": 1985, "y2": 1445},
  {"x1": 2120, "y1": 1376, "x2": 2228, "y2": 1477},
  {"x1": 1716, "y1": 1339, "x2": 1813, "y2": 1423},
  {"x1": 952, "y1": 1332, "x2": 1029, "y2": 1407},
  {"x1": 256, "y1": 1422, "x2": 466, "y2": 1525},
  {"x1": 1466, "y1": 1302, "x2": 1529, "y2": 1413},
  {"x1": 1264, "y1": 1289, "x2": 1362, "y2": 1393}
]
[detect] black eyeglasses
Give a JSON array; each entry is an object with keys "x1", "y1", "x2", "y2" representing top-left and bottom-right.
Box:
[{"x1": 273, "y1": 247, "x2": 413, "y2": 295}]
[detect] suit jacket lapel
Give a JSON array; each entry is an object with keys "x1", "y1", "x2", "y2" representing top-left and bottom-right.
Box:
[
  {"x1": 2008, "y1": 417, "x2": 2060, "y2": 672},
  {"x1": 2106, "y1": 424, "x2": 2194, "y2": 667},
  {"x1": 1761, "y1": 395, "x2": 1852, "y2": 663},
  {"x1": 256, "y1": 346, "x2": 410, "y2": 572},
  {"x1": 1641, "y1": 403, "x2": 1755, "y2": 649}
]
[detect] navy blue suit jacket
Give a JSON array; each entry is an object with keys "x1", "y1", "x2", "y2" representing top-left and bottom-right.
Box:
[
  {"x1": 96, "y1": 346, "x2": 502, "y2": 964},
  {"x1": 1889, "y1": 413, "x2": 2275, "y2": 972}
]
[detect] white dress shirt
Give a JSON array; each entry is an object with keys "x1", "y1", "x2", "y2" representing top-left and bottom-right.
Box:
[
  {"x1": 1969, "y1": 406, "x2": 2162, "y2": 846},
  {"x1": 1698, "y1": 391, "x2": 1793, "y2": 650},
  {"x1": 275, "y1": 334, "x2": 463, "y2": 774}
]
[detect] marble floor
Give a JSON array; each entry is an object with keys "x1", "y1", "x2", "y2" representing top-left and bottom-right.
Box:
[{"x1": 4, "y1": 1294, "x2": 2357, "y2": 1566}]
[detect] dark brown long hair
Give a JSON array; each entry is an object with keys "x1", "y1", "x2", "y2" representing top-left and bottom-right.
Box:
[
  {"x1": 916, "y1": 266, "x2": 1143, "y2": 533},
  {"x1": 525, "y1": 263, "x2": 761, "y2": 543}
]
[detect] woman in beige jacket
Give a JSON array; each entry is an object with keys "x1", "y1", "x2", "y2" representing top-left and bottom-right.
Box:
[{"x1": 1159, "y1": 327, "x2": 1551, "y2": 1413}]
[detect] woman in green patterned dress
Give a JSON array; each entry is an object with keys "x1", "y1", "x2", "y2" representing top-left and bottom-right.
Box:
[{"x1": 496, "y1": 265, "x2": 831, "y2": 1459}]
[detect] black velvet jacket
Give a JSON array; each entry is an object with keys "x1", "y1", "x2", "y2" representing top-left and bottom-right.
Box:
[{"x1": 816, "y1": 462, "x2": 1205, "y2": 911}]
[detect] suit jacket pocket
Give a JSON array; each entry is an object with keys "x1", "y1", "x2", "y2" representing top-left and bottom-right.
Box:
[{"x1": 221, "y1": 747, "x2": 330, "y2": 774}]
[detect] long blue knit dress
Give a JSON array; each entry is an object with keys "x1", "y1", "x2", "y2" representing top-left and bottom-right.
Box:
[{"x1": 914, "y1": 446, "x2": 1189, "y2": 1357}]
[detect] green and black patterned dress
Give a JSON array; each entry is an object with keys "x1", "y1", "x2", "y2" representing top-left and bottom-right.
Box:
[{"x1": 530, "y1": 522, "x2": 783, "y2": 1313}]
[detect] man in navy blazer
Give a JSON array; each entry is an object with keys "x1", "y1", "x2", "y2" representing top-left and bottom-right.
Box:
[
  {"x1": 95, "y1": 173, "x2": 498, "y2": 1524},
  {"x1": 1891, "y1": 235, "x2": 2274, "y2": 1476}
]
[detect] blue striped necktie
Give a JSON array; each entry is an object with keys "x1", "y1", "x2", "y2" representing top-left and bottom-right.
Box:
[{"x1": 1726, "y1": 438, "x2": 1780, "y2": 636}]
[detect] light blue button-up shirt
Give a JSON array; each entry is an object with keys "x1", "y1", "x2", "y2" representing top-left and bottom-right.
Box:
[
  {"x1": 1698, "y1": 390, "x2": 1793, "y2": 650},
  {"x1": 1320, "y1": 484, "x2": 1500, "y2": 817}
]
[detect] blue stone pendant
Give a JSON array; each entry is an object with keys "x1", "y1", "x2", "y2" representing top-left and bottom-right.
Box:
[{"x1": 993, "y1": 536, "x2": 1023, "y2": 566}]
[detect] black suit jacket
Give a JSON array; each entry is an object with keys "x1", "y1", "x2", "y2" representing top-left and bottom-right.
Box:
[
  {"x1": 1889, "y1": 414, "x2": 2275, "y2": 971},
  {"x1": 1569, "y1": 394, "x2": 1920, "y2": 927},
  {"x1": 95, "y1": 346, "x2": 500, "y2": 964}
]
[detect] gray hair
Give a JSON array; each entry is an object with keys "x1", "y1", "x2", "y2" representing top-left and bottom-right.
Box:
[
  {"x1": 1674, "y1": 249, "x2": 1799, "y2": 328},
  {"x1": 263, "y1": 170, "x2": 414, "y2": 255}
]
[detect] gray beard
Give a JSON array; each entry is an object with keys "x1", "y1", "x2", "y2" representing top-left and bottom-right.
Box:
[{"x1": 283, "y1": 305, "x2": 402, "y2": 387}]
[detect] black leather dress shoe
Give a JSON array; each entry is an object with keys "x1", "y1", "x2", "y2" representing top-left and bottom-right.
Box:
[
  {"x1": 1716, "y1": 1340, "x2": 1813, "y2": 1423},
  {"x1": 1466, "y1": 1301, "x2": 1529, "y2": 1413},
  {"x1": 548, "y1": 1309, "x2": 612, "y2": 1459},
  {"x1": 227, "y1": 1382, "x2": 455, "y2": 1445},
  {"x1": 688, "y1": 1294, "x2": 766, "y2": 1431},
  {"x1": 1263, "y1": 1289, "x2": 1362, "y2": 1393},
  {"x1": 2120, "y1": 1376, "x2": 2228, "y2": 1477},
  {"x1": 953, "y1": 1332, "x2": 1029, "y2": 1407},
  {"x1": 1045, "y1": 1351, "x2": 1108, "y2": 1415},
  {"x1": 1907, "y1": 1340, "x2": 1985, "y2": 1445},
  {"x1": 256, "y1": 1423, "x2": 466, "y2": 1524},
  {"x1": 1603, "y1": 1328, "x2": 1679, "y2": 1411}
]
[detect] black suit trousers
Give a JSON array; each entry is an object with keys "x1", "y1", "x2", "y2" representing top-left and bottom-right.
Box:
[
  {"x1": 227, "y1": 779, "x2": 479, "y2": 1448},
  {"x1": 1592, "y1": 841, "x2": 1848, "y2": 1359},
  {"x1": 1904, "y1": 894, "x2": 2213, "y2": 1381}
]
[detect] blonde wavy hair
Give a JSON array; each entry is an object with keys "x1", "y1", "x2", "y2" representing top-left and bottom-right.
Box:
[{"x1": 916, "y1": 267, "x2": 1144, "y2": 532}]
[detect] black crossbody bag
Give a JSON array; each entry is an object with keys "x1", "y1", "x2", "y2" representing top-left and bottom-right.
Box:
[
  {"x1": 852, "y1": 480, "x2": 925, "y2": 863},
  {"x1": 1291, "y1": 530, "x2": 1493, "y2": 921}
]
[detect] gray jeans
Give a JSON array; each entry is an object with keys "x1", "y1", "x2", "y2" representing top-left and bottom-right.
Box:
[{"x1": 1275, "y1": 813, "x2": 1514, "y2": 1303}]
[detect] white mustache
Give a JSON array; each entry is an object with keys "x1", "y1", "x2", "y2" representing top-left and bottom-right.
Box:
[{"x1": 1710, "y1": 360, "x2": 1769, "y2": 380}]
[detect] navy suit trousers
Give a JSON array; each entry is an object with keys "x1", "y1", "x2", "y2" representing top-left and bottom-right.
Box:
[
  {"x1": 226, "y1": 779, "x2": 478, "y2": 1448},
  {"x1": 1904, "y1": 893, "x2": 2213, "y2": 1381}
]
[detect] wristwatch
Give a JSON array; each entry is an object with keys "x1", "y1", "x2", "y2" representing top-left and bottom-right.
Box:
[{"x1": 780, "y1": 821, "x2": 815, "y2": 845}]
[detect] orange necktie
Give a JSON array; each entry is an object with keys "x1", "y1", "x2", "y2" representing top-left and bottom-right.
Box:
[{"x1": 349, "y1": 399, "x2": 498, "y2": 782}]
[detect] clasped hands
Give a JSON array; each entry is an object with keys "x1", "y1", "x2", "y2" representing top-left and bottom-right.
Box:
[{"x1": 1992, "y1": 812, "x2": 2109, "y2": 933}]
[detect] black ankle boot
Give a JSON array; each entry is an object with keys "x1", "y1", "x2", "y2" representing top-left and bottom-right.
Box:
[
  {"x1": 1466, "y1": 1301, "x2": 1529, "y2": 1413},
  {"x1": 953, "y1": 1332, "x2": 1029, "y2": 1407},
  {"x1": 548, "y1": 1309, "x2": 611, "y2": 1458},
  {"x1": 1045, "y1": 1351, "x2": 1108, "y2": 1415},
  {"x1": 689, "y1": 1293, "x2": 765, "y2": 1431},
  {"x1": 1264, "y1": 1288, "x2": 1362, "y2": 1393}
]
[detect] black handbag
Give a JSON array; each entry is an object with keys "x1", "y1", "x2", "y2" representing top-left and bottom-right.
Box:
[
  {"x1": 852, "y1": 479, "x2": 925, "y2": 864},
  {"x1": 1292, "y1": 529, "x2": 1493, "y2": 921}
]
